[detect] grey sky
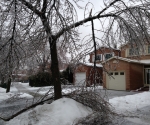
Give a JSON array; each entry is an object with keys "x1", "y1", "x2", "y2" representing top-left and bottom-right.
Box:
[{"x1": 77, "y1": 0, "x2": 105, "y2": 41}]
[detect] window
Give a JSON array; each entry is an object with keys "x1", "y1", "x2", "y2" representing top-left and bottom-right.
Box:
[
  {"x1": 92, "y1": 54, "x2": 102, "y2": 62},
  {"x1": 129, "y1": 47, "x2": 139, "y2": 56},
  {"x1": 110, "y1": 72, "x2": 113, "y2": 75},
  {"x1": 115, "y1": 72, "x2": 118, "y2": 75},
  {"x1": 104, "y1": 53, "x2": 114, "y2": 60},
  {"x1": 135, "y1": 48, "x2": 139, "y2": 55},
  {"x1": 120, "y1": 72, "x2": 124, "y2": 75},
  {"x1": 95, "y1": 54, "x2": 102, "y2": 61},
  {"x1": 129, "y1": 48, "x2": 133, "y2": 56}
]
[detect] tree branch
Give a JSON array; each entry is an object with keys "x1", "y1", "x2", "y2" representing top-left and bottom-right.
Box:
[
  {"x1": 55, "y1": 13, "x2": 118, "y2": 38},
  {"x1": 98, "y1": 0, "x2": 121, "y2": 16},
  {"x1": 41, "y1": 0, "x2": 47, "y2": 14},
  {"x1": 18, "y1": 0, "x2": 41, "y2": 16}
]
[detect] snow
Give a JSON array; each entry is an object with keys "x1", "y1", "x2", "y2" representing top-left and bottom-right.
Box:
[
  {"x1": 6, "y1": 98, "x2": 92, "y2": 125},
  {"x1": 0, "y1": 83, "x2": 150, "y2": 125},
  {"x1": 0, "y1": 84, "x2": 33, "y2": 102},
  {"x1": 84, "y1": 62, "x2": 103, "y2": 67},
  {"x1": 17, "y1": 93, "x2": 33, "y2": 98},
  {"x1": 140, "y1": 59, "x2": 150, "y2": 64},
  {"x1": 0, "y1": 88, "x2": 14, "y2": 101},
  {"x1": 0, "y1": 87, "x2": 6, "y2": 93},
  {"x1": 77, "y1": 62, "x2": 103, "y2": 67},
  {"x1": 109, "y1": 92, "x2": 150, "y2": 113},
  {"x1": 103, "y1": 56, "x2": 150, "y2": 65}
]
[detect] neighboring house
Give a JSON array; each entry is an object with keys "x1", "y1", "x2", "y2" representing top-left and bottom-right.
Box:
[
  {"x1": 103, "y1": 43, "x2": 150, "y2": 91},
  {"x1": 120, "y1": 43, "x2": 150, "y2": 59},
  {"x1": 74, "y1": 47, "x2": 120, "y2": 86},
  {"x1": 74, "y1": 62, "x2": 103, "y2": 86}
]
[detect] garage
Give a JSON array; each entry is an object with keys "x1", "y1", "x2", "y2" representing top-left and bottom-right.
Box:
[
  {"x1": 106, "y1": 71, "x2": 126, "y2": 90},
  {"x1": 75, "y1": 72, "x2": 86, "y2": 86}
]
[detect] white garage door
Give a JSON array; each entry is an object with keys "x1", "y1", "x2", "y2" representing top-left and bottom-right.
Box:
[
  {"x1": 106, "y1": 71, "x2": 126, "y2": 90},
  {"x1": 75, "y1": 72, "x2": 86, "y2": 86}
]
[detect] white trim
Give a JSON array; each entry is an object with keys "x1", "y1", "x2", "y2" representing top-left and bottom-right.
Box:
[
  {"x1": 102, "y1": 56, "x2": 150, "y2": 65},
  {"x1": 125, "y1": 48, "x2": 128, "y2": 57},
  {"x1": 92, "y1": 55, "x2": 95, "y2": 62}
]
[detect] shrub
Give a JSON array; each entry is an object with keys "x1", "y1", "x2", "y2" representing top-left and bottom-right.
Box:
[
  {"x1": 60, "y1": 66, "x2": 73, "y2": 84},
  {"x1": 29, "y1": 72, "x2": 52, "y2": 87},
  {"x1": 0, "y1": 83, "x2": 7, "y2": 89}
]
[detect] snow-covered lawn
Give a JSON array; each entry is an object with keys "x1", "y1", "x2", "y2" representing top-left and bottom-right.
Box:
[{"x1": 0, "y1": 83, "x2": 150, "y2": 125}]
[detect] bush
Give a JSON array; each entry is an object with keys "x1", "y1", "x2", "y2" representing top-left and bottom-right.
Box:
[
  {"x1": 29, "y1": 72, "x2": 52, "y2": 87},
  {"x1": 60, "y1": 66, "x2": 73, "y2": 84},
  {"x1": 0, "y1": 83, "x2": 7, "y2": 89}
]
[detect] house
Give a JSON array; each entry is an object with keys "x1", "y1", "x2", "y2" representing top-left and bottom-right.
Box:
[
  {"x1": 74, "y1": 47, "x2": 120, "y2": 86},
  {"x1": 89, "y1": 46, "x2": 120, "y2": 63},
  {"x1": 74, "y1": 62, "x2": 103, "y2": 86},
  {"x1": 103, "y1": 43, "x2": 150, "y2": 90}
]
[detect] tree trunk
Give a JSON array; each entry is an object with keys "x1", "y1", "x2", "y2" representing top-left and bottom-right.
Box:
[
  {"x1": 6, "y1": 77, "x2": 11, "y2": 93},
  {"x1": 49, "y1": 38, "x2": 62, "y2": 100}
]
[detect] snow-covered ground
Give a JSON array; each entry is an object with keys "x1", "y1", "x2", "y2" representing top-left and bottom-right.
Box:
[
  {"x1": 109, "y1": 92, "x2": 150, "y2": 113},
  {"x1": 0, "y1": 82, "x2": 150, "y2": 125},
  {"x1": 6, "y1": 98, "x2": 92, "y2": 125}
]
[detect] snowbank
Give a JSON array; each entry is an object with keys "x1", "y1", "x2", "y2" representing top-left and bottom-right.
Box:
[
  {"x1": 0, "y1": 88, "x2": 14, "y2": 101},
  {"x1": 109, "y1": 92, "x2": 150, "y2": 112},
  {"x1": 6, "y1": 98, "x2": 92, "y2": 125}
]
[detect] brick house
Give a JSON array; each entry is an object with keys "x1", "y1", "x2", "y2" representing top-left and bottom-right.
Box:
[
  {"x1": 89, "y1": 46, "x2": 120, "y2": 63},
  {"x1": 74, "y1": 62, "x2": 103, "y2": 86},
  {"x1": 103, "y1": 43, "x2": 150, "y2": 90},
  {"x1": 74, "y1": 47, "x2": 120, "y2": 86}
]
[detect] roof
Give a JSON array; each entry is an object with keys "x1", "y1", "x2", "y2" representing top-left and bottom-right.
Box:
[
  {"x1": 89, "y1": 46, "x2": 120, "y2": 55},
  {"x1": 76, "y1": 62, "x2": 103, "y2": 68},
  {"x1": 102, "y1": 56, "x2": 150, "y2": 65}
]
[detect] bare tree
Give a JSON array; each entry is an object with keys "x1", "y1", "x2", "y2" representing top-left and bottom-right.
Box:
[{"x1": 0, "y1": 0, "x2": 150, "y2": 99}]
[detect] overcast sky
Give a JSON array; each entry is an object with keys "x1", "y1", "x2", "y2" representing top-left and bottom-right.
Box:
[{"x1": 76, "y1": 0, "x2": 105, "y2": 41}]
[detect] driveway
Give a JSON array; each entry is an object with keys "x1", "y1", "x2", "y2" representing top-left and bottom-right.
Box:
[{"x1": 97, "y1": 89, "x2": 139, "y2": 100}]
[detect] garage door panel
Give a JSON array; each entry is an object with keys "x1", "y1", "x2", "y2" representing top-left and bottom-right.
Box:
[
  {"x1": 75, "y1": 72, "x2": 86, "y2": 86},
  {"x1": 106, "y1": 71, "x2": 125, "y2": 90}
]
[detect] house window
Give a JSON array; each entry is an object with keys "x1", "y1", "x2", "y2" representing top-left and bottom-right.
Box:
[
  {"x1": 95, "y1": 54, "x2": 102, "y2": 61},
  {"x1": 129, "y1": 47, "x2": 139, "y2": 56},
  {"x1": 104, "y1": 53, "x2": 114, "y2": 60},
  {"x1": 135, "y1": 47, "x2": 139, "y2": 55},
  {"x1": 92, "y1": 54, "x2": 102, "y2": 62},
  {"x1": 115, "y1": 72, "x2": 118, "y2": 75}
]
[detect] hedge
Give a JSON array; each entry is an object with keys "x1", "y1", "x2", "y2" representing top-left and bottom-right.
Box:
[{"x1": 29, "y1": 72, "x2": 52, "y2": 87}]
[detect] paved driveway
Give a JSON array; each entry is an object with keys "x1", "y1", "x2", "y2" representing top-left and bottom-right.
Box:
[{"x1": 97, "y1": 89, "x2": 139, "y2": 100}]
